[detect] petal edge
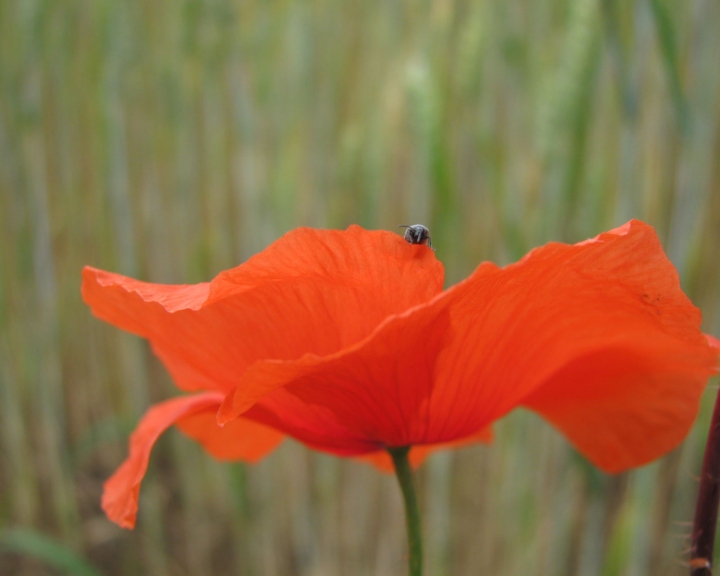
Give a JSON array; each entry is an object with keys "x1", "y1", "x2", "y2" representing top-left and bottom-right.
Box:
[{"x1": 102, "y1": 393, "x2": 224, "y2": 529}]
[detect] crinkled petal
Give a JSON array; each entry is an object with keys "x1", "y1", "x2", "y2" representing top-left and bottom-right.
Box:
[
  {"x1": 521, "y1": 346, "x2": 711, "y2": 472},
  {"x1": 430, "y1": 220, "x2": 718, "y2": 471},
  {"x1": 82, "y1": 227, "x2": 443, "y2": 393},
  {"x1": 102, "y1": 393, "x2": 280, "y2": 529},
  {"x1": 217, "y1": 303, "x2": 453, "y2": 450},
  {"x1": 220, "y1": 220, "x2": 717, "y2": 471}
]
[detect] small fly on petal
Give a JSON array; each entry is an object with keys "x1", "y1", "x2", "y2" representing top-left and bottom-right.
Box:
[{"x1": 399, "y1": 224, "x2": 433, "y2": 249}]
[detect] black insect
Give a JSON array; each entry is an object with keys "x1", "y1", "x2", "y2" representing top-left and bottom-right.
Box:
[{"x1": 399, "y1": 224, "x2": 433, "y2": 248}]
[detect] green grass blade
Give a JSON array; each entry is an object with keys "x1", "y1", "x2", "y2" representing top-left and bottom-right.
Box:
[
  {"x1": 648, "y1": 0, "x2": 689, "y2": 133},
  {"x1": 0, "y1": 528, "x2": 103, "y2": 576}
]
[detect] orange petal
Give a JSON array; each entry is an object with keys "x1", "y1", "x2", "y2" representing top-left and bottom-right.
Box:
[
  {"x1": 220, "y1": 221, "x2": 717, "y2": 471},
  {"x1": 428, "y1": 219, "x2": 718, "y2": 471},
  {"x1": 520, "y1": 346, "x2": 711, "y2": 472},
  {"x1": 217, "y1": 302, "x2": 453, "y2": 450},
  {"x1": 102, "y1": 393, "x2": 222, "y2": 529},
  {"x1": 82, "y1": 227, "x2": 443, "y2": 393},
  {"x1": 176, "y1": 410, "x2": 283, "y2": 462}
]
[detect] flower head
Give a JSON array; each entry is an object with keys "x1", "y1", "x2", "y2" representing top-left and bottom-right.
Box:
[{"x1": 82, "y1": 220, "x2": 719, "y2": 528}]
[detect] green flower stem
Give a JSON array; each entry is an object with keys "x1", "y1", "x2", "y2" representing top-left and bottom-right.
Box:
[{"x1": 388, "y1": 446, "x2": 423, "y2": 576}]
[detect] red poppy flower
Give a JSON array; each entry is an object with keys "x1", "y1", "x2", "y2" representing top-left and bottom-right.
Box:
[{"x1": 82, "y1": 220, "x2": 720, "y2": 529}]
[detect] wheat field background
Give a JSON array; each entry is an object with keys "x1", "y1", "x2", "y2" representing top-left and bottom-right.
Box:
[{"x1": 1, "y1": 0, "x2": 719, "y2": 574}]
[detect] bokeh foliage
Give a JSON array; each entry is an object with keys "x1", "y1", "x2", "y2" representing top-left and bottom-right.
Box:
[{"x1": 1, "y1": 0, "x2": 719, "y2": 574}]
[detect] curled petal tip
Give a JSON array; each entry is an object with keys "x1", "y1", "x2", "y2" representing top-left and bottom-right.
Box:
[
  {"x1": 101, "y1": 464, "x2": 141, "y2": 529},
  {"x1": 100, "y1": 394, "x2": 225, "y2": 529}
]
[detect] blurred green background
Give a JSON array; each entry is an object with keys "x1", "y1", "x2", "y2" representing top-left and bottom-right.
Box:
[{"x1": 1, "y1": 0, "x2": 719, "y2": 574}]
